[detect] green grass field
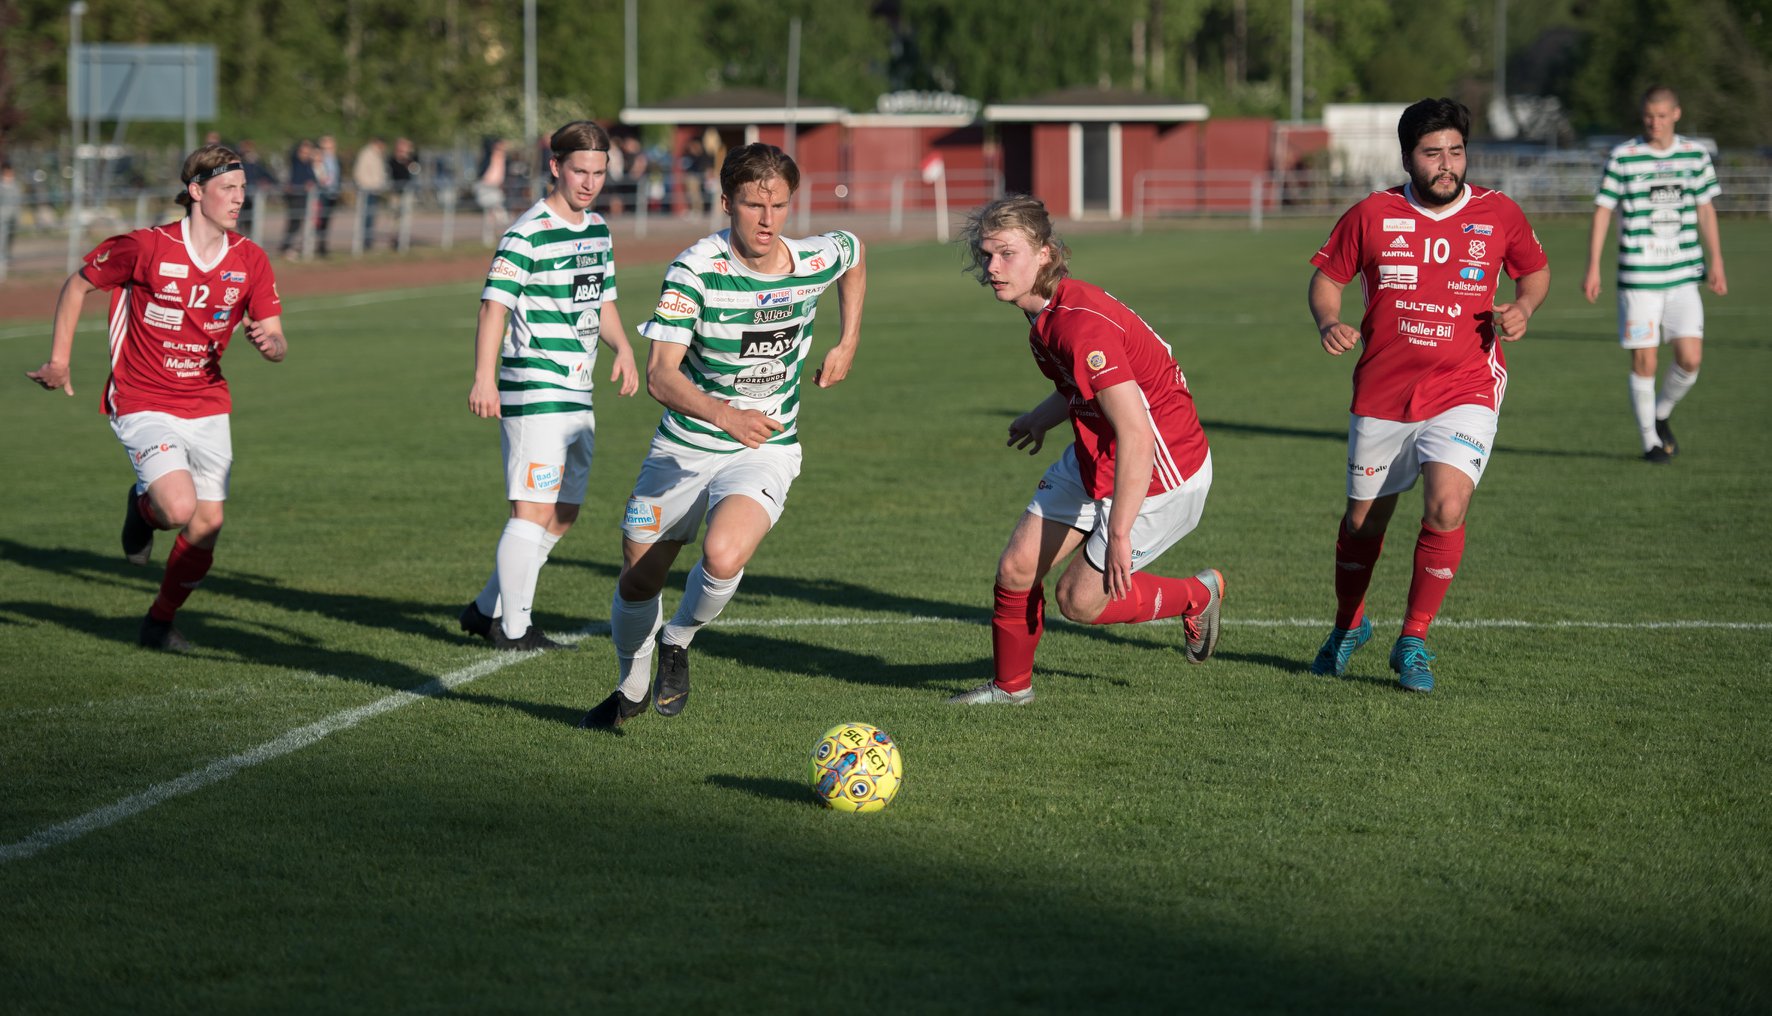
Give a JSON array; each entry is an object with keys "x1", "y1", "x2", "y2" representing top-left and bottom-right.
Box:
[{"x1": 3, "y1": 219, "x2": 1769, "y2": 1013}]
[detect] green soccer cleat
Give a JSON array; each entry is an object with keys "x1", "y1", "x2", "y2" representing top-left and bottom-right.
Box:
[
  {"x1": 1389, "y1": 635, "x2": 1437, "y2": 693},
  {"x1": 1310, "y1": 616, "x2": 1373, "y2": 676}
]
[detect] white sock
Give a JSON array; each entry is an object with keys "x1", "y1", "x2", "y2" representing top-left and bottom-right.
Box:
[
  {"x1": 661, "y1": 561, "x2": 743, "y2": 648},
  {"x1": 1656, "y1": 366, "x2": 1698, "y2": 419},
  {"x1": 478, "y1": 527, "x2": 564, "y2": 619},
  {"x1": 1629, "y1": 373, "x2": 1658, "y2": 452},
  {"x1": 612, "y1": 591, "x2": 663, "y2": 702},
  {"x1": 495, "y1": 518, "x2": 549, "y2": 639}
]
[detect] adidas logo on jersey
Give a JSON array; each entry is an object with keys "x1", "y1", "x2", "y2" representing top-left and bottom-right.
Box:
[
  {"x1": 161, "y1": 282, "x2": 180, "y2": 294},
  {"x1": 1389, "y1": 235, "x2": 1410, "y2": 250}
]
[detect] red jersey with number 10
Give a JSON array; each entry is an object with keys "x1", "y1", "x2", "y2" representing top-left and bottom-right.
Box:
[
  {"x1": 1311, "y1": 184, "x2": 1546, "y2": 421},
  {"x1": 81, "y1": 220, "x2": 281, "y2": 419},
  {"x1": 1028, "y1": 277, "x2": 1209, "y2": 500}
]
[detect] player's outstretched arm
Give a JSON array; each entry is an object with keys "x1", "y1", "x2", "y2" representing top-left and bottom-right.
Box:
[
  {"x1": 814, "y1": 236, "x2": 866, "y2": 389},
  {"x1": 1008, "y1": 392, "x2": 1070, "y2": 455},
  {"x1": 1494, "y1": 267, "x2": 1550, "y2": 343},
  {"x1": 1308, "y1": 269, "x2": 1360, "y2": 355},
  {"x1": 645, "y1": 340, "x2": 781, "y2": 449},
  {"x1": 245, "y1": 315, "x2": 288, "y2": 362},
  {"x1": 1697, "y1": 202, "x2": 1727, "y2": 296},
  {"x1": 469, "y1": 300, "x2": 509, "y2": 419},
  {"x1": 1583, "y1": 206, "x2": 1611, "y2": 303},
  {"x1": 26, "y1": 271, "x2": 98, "y2": 396},
  {"x1": 596, "y1": 301, "x2": 640, "y2": 396}
]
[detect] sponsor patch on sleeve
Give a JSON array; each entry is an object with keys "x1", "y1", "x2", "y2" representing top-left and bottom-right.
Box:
[
  {"x1": 1086, "y1": 350, "x2": 1108, "y2": 371},
  {"x1": 488, "y1": 257, "x2": 521, "y2": 282},
  {"x1": 654, "y1": 289, "x2": 698, "y2": 320}
]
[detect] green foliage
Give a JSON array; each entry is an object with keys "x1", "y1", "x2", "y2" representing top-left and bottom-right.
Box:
[
  {"x1": 1, "y1": 220, "x2": 1770, "y2": 1009},
  {"x1": 1, "y1": 1, "x2": 1768, "y2": 149}
]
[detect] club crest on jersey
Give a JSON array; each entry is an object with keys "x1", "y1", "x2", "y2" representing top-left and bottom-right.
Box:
[
  {"x1": 223, "y1": 287, "x2": 242, "y2": 306},
  {"x1": 221, "y1": 270, "x2": 247, "y2": 283},
  {"x1": 624, "y1": 499, "x2": 663, "y2": 533},
  {"x1": 1468, "y1": 240, "x2": 1487, "y2": 259},
  {"x1": 1086, "y1": 350, "x2": 1108, "y2": 371},
  {"x1": 1460, "y1": 223, "x2": 1493, "y2": 236},
  {"x1": 525, "y1": 463, "x2": 563, "y2": 492}
]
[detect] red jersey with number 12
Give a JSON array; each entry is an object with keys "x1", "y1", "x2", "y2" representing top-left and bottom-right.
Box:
[
  {"x1": 1029, "y1": 277, "x2": 1209, "y2": 500},
  {"x1": 1311, "y1": 184, "x2": 1546, "y2": 421},
  {"x1": 81, "y1": 220, "x2": 281, "y2": 418}
]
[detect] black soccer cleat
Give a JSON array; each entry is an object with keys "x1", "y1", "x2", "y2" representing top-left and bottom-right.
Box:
[
  {"x1": 1655, "y1": 418, "x2": 1678, "y2": 457},
  {"x1": 653, "y1": 638, "x2": 690, "y2": 717},
  {"x1": 576, "y1": 690, "x2": 648, "y2": 730},
  {"x1": 458, "y1": 600, "x2": 496, "y2": 642},
  {"x1": 122, "y1": 486, "x2": 155, "y2": 566},
  {"x1": 139, "y1": 613, "x2": 193, "y2": 652},
  {"x1": 1642, "y1": 445, "x2": 1673, "y2": 465},
  {"x1": 491, "y1": 625, "x2": 563, "y2": 652}
]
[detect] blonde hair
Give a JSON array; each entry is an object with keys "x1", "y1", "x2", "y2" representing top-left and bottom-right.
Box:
[
  {"x1": 960, "y1": 195, "x2": 1070, "y2": 298},
  {"x1": 177, "y1": 143, "x2": 243, "y2": 210}
]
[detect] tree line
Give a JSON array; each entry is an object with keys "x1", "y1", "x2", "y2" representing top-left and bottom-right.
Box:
[{"x1": 2, "y1": 0, "x2": 1767, "y2": 151}]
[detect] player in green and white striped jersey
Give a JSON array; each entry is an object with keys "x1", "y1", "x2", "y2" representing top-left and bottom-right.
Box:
[
  {"x1": 578, "y1": 143, "x2": 867, "y2": 729},
  {"x1": 461, "y1": 121, "x2": 639, "y2": 650},
  {"x1": 1583, "y1": 86, "x2": 1729, "y2": 463}
]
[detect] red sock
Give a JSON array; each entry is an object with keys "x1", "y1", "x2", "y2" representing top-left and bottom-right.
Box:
[
  {"x1": 1333, "y1": 518, "x2": 1385, "y2": 629},
  {"x1": 136, "y1": 492, "x2": 175, "y2": 531},
  {"x1": 1402, "y1": 523, "x2": 1465, "y2": 639},
  {"x1": 991, "y1": 583, "x2": 1043, "y2": 693},
  {"x1": 1089, "y1": 571, "x2": 1208, "y2": 625},
  {"x1": 149, "y1": 534, "x2": 215, "y2": 622}
]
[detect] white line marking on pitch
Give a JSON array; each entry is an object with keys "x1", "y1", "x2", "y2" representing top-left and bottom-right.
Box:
[{"x1": 4, "y1": 612, "x2": 1767, "y2": 864}]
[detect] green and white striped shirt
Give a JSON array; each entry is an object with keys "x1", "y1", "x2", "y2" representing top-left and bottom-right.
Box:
[
  {"x1": 480, "y1": 200, "x2": 618, "y2": 416},
  {"x1": 1594, "y1": 135, "x2": 1720, "y2": 290},
  {"x1": 640, "y1": 228, "x2": 860, "y2": 453}
]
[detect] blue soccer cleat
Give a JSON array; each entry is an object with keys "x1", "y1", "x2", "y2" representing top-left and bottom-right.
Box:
[
  {"x1": 1310, "y1": 616, "x2": 1372, "y2": 676},
  {"x1": 1389, "y1": 635, "x2": 1437, "y2": 693}
]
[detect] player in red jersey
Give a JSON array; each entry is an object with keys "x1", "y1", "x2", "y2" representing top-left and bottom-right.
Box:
[
  {"x1": 1306, "y1": 98, "x2": 1549, "y2": 692},
  {"x1": 949, "y1": 195, "x2": 1222, "y2": 706},
  {"x1": 28, "y1": 144, "x2": 287, "y2": 651}
]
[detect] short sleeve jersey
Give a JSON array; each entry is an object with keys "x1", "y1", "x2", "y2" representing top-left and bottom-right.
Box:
[
  {"x1": 1030, "y1": 278, "x2": 1209, "y2": 500},
  {"x1": 480, "y1": 199, "x2": 618, "y2": 416},
  {"x1": 1594, "y1": 135, "x2": 1720, "y2": 290},
  {"x1": 639, "y1": 228, "x2": 860, "y2": 453},
  {"x1": 81, "y1": 220, "x2": 282, "y2": 419},
  {"x1": 1310, "y1": 184, "x2": 1547, "y2": 422}
]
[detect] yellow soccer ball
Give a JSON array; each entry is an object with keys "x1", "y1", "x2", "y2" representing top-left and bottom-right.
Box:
[{"x1": 809, "y1": 722, "x2": 903, "y2": 813}]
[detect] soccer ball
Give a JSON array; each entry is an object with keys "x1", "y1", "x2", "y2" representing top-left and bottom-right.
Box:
[{"x1": 809, "y1": 722, "x2": 903, "y2": 813}]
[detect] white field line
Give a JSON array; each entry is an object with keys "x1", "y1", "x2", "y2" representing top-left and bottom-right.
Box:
[{"x1": 3, "y1": 612, "x2": 1767, "y2": 864}]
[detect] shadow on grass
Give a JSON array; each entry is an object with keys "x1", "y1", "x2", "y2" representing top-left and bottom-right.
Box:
[{"x1": 705, "y1": 773, "x2": 823, "y2": 808}]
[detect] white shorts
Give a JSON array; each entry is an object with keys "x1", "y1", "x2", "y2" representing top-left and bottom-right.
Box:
[
  {"x1": 1346, "y1": 406, "x2": 1497, "y2": 500},
  {"x1": 621, "y1": 435, "x2": 802, "y2": 545},
  {"x1": 1027, "y1": 446, "x2": 1212, "y2": 573},
  {"x1": 1618, "y1": 284, "x2": 1704, "y2": 348},
  {"x1": 502, "y1": 411, "x2": 595, "y2": 504},
  {"x1": 111, "y1": 411, "x2": 232, "y2": 501}
]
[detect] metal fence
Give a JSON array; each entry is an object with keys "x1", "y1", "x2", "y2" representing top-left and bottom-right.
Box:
[{"x1": 1132, "y1": 165, "x2": 1772, "y2": 232}]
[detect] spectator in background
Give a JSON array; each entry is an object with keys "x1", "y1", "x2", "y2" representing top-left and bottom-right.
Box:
[
  {"x1": 389, "y1": 137, "x2": 420, "y2": 197},
  {"x1": 0, "y1": 160, "x2": 22, "y2": 261},
  {"x1": 475, "y1": 137, "x2": 509, "y2": 240},
  {"x1": 678, "y1": 137, "x2": 711, "y2": 216},
  {"x1": 236, "y1": 140, "x2": 277, "y2": 241},
  {"x1": 353, "y1": 136, "x2": 389, "y2": 250},
  {"x1": 280, "y1": 138, "x2": 317, "y2": 257},
  {"x1": 314, "y1": 135, "x2": 342, "y2": 257}
]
